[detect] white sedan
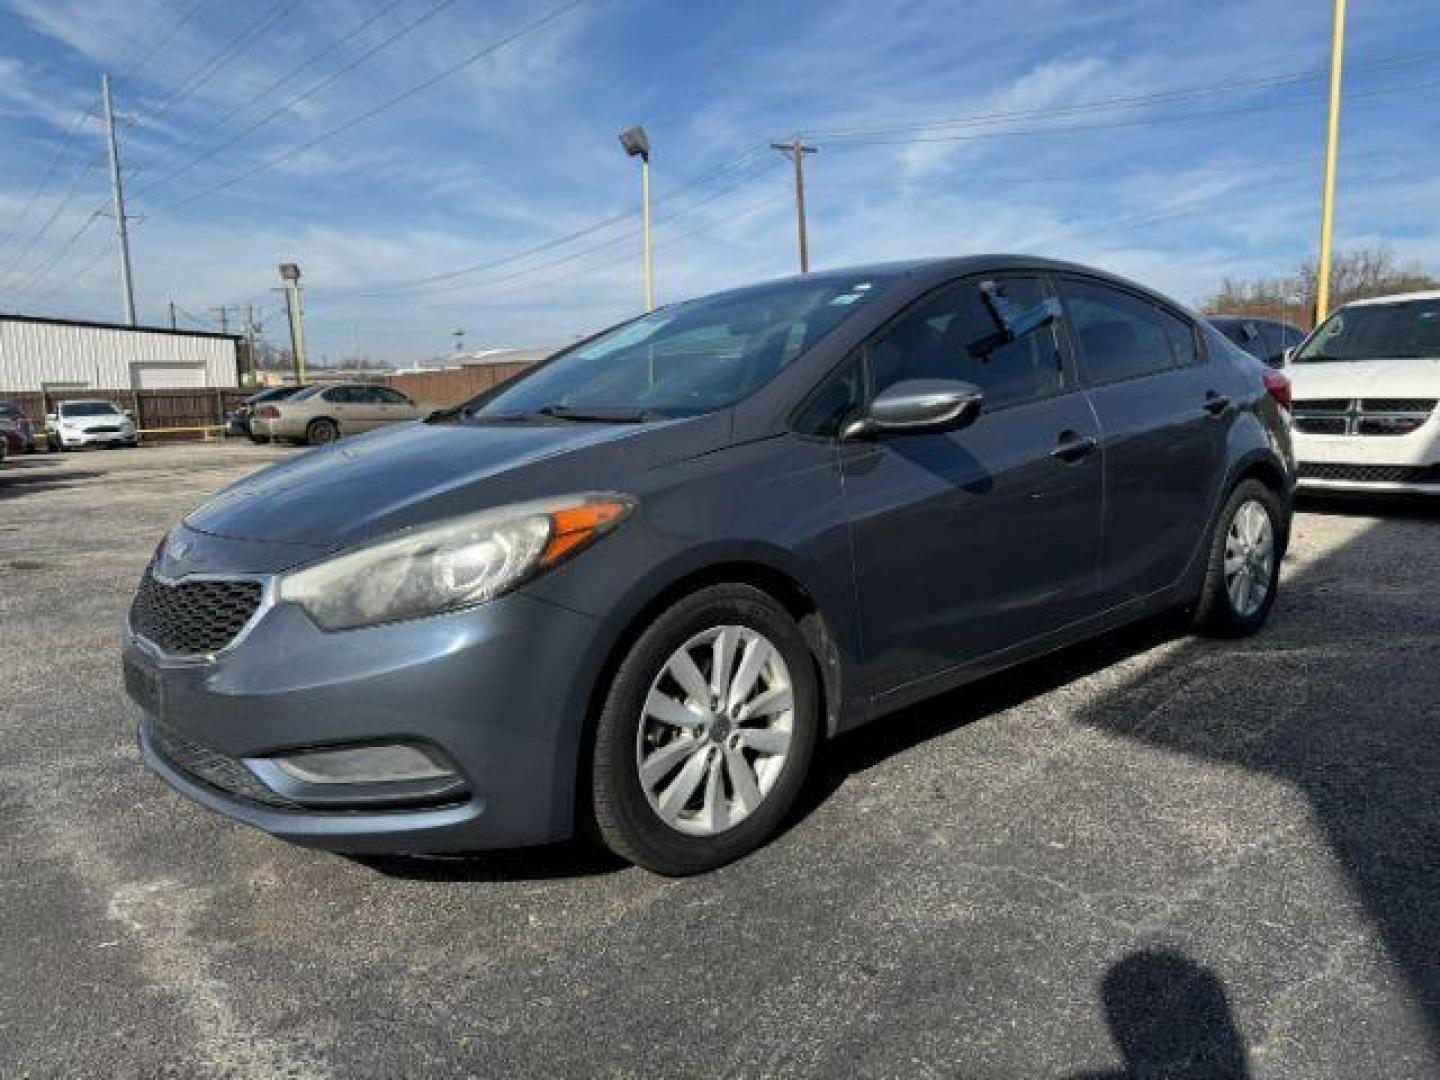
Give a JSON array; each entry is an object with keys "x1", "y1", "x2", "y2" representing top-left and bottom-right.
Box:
[
  {"x1": 46, "y1": 399, "x2": 138, "y2": 450},
  {"x1": 1289, "y1": 290, "x2": 1440, "y2": 494}
]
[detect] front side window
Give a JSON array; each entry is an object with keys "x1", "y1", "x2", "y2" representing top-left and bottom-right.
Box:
[
  {"x1": 1295, "y1": 299, "x2": 1440, "y2": 362},
  {"x1": 1059, "y1": 278, "x2": 1197, "y2": 385},
  {"x1": 867, "y1": 276, "x2": 1064, "y2": 411},
  {"x1": 795, "y1": 356, "x2": 866, "y2": 436},
  {"x1": 470, "y1": 274, "x2": 894, "y2": 420}
]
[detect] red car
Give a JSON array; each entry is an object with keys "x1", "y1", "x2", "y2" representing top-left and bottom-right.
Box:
[{"x1": 0, "y1": 400, "x2": 37, "y2": 455}]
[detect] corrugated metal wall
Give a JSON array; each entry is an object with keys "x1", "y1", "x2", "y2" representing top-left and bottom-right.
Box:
[{"x1": 0, "y1": 318, "x2": 238, "y2": 392}]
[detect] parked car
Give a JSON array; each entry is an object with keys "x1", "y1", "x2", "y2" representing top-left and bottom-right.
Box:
[
  {"x1": 0, "y1": 400, "x2": 37, "y2": 454},
  {"x1": 124, "y1": 256, "x2": 1295, "y2": 875},
  {"x1": 1209, "y1": 315, "x2": 1307, "y2": 368},
  {"x1": 227, "y1": 385, "x2": 310, "y2": 441},
  {"x1": 249, "y1": 383, "x2": 428, "y2": 445},
  {"x1": 1288, "y1": 290, "x2": 1440, "y2": 493},
  {"x1": 46, "y1": 399, "x2": 138, "y2": 450}
]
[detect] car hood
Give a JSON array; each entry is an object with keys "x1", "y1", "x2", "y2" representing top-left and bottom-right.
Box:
[
  {"x1": 1288, "y1": 357, "x2": 1440, "y2": 400},
  {"x1": 184, "y1": 413, "x2": 731, "y2": 552}
]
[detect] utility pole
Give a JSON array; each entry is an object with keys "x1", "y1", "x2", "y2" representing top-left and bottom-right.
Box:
[
  {"x1": 772, "y1": 137, "x2": 817, "y2": 273},
  {"x1": 1315, "y1": 0, "x2": 1347, "y2": 324},
  {"x1": 278, "y1": 263, "x2": 307, "y2": 384},
  {"x1": 211, "y1": 306, "x2": 230, "y2": 334},
  {"x1": 101, "y1": 73, "x2": 137, "y2": 325},
  {"x1": 168, "y1": 300, "x2": 177, "y2": 330}
]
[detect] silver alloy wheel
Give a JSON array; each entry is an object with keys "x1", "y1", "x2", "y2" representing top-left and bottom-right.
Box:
[
  {"x1": 1224, "y1": 498, "x2": 1275, "y2": 618},
  {"x1": 635, "y1": 624, "x2": 795, "y2": 837}
]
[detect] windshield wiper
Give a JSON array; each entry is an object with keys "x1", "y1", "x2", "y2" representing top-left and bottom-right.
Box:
[{"x1": 535, "y1": 405, "x2": 663, "y2": 423}]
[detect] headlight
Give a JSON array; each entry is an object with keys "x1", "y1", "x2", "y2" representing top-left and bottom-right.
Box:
[{"x1": 277, "y1": 493, "x2": 633, "y2": 630}]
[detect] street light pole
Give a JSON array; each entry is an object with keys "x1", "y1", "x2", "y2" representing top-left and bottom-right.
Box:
[
  {"x1": 1316, "y1": 0, "x2": 1347, "y2": 324},
  {"x1": 771, "y1": 137, "x2": 817, "y2": 273},
  {"x1": 619, "y1": 126, "x2": 654, "y2": 311},
  {"x1": 278, "y1": 262, "x2": 307, "y2": 384}
]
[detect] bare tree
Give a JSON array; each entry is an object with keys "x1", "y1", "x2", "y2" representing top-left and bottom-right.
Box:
[{"x1": 1202, "y1": 246, "x2": 1438, "y2": 328}]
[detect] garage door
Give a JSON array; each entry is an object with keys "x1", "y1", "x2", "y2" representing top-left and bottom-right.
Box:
[{"x1": 132, "y1": 362, "x2": 208, "y2": 389}]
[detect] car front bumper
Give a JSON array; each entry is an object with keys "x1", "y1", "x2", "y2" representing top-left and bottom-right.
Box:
[
  {"x1": 124, "y1": 587, "x2": 608, "y2": 853},
  {"x1": 1293, "y1": 426, "x2": 1440, "y2": 494},
  {"x1": 54, "y1": 428, "x2": 137, "y2": 447}
]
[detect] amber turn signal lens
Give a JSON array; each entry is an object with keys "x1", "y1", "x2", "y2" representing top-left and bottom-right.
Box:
[{"x1": 540, "y1": 500, "x2": 631, "y2": 566}]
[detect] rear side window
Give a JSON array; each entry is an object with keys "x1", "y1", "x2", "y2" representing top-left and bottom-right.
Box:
[
  {"x1": 867, "y1": 276, "x2": 1064, "y2": 411},
  {"x1": 1059, "y1": 278, "x2": 1199, "y2": 385},
  {"x1": 373, "y1": 387, "x2": 410, "y2": 405}
]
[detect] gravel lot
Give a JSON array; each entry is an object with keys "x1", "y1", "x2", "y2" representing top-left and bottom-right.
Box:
[{"x1": 2, "y1": 442, "x2": 1438, "y2": 1079}]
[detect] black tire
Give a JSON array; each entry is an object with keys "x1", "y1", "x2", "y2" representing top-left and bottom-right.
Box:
[
  {"x1": 591, "y1": 583, "x2": 820, "y2": 875},
  {"x1": 305, "y1": 418, "x2": 339, "y2": 446},
  {"x1": 1192, "y1": 479, "x2": 1284, "y2": 637},
  {"x1": 248, "y1": 433, "x2": 267, "y2": 444}
]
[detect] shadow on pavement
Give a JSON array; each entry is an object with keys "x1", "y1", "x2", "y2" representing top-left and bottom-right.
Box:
[
  {"x1": 1072, "y1": 950, "x2": 1250, "y2": 1080},
  {"x1": 345, "y1": 838, "x2": 628, "y2": 883},
  {"x1": 0, "y1": 458, "x2": 104, "y2": 500},
  {"x1": 1072, "y1": 498, "x2": 1440, "y2": 1060}
]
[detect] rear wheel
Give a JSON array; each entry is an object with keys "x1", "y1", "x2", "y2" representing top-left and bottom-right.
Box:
[
  {"x1": 591, "y1": 584, "x2": 819, "y2": 875},
  {"x1": 1192, "y1": 479, "x2": 1283, "y2": 637},
  {"x1": 305, "y1": 418, "x2": 339, "y2": 446}
]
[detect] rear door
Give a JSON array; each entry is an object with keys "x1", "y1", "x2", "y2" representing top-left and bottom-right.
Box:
[
  {"x1": 370, "y1": 386, "x2": 422, "y2": 425},
  {"x1": 836, "y1": 273, "x2": 1105, "y2": 697},
  {"x1": 1054, "y1": 275, "x2": 1228, "y2": 603}
]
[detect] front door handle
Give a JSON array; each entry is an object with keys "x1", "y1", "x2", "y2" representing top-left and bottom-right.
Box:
[
  {"x1": 1204, "y1": 391, "x2": 1231, "y2": 416},
  {"x1": 1051, "y1": 430, "x2": 1098, "y2": 464}
]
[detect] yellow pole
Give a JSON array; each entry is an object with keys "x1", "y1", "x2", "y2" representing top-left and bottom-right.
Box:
[
  {"x1": 1316, "y1": 0, "x2": 1347, "y2": 324},
  {"x1": 641, "y1": 156, "x2": 654, "y2": 311}
]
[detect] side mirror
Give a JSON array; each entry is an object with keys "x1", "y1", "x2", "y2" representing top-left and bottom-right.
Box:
[
  {"x1": 842, "y1": 379, "x2": 984, "y2": 439},
  {"x1": 1282, "y1": 347, "x2": 1295, "y2": 365}
]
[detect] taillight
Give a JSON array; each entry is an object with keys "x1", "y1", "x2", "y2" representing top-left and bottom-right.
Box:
[
  {"x1": 1262, "y1": 369, "x2": 1291, "y2": 411},
  {"x1": 256, "y1": 405, "x2": 281, "y2": 419}
]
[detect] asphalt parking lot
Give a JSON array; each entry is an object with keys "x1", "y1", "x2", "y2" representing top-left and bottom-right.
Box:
[{"x1": 2, "y1": 441, "x2": 1438, "y2": 1078}]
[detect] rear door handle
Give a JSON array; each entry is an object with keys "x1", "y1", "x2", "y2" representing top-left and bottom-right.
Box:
[
  {"x1": 1204, "y1": 391, "x2": 1231, "y2": 416},
  {"x1": 1051, "y1": 430, "x2": 1098, "y2": 464}
]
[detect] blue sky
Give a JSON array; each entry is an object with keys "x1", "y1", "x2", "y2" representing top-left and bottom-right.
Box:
[{"x1": 0, "y1": 0, "x2": 1436, "y2": 363}]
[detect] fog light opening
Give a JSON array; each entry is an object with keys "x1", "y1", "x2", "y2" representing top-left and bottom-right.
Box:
[{"x1": 271, "y1": 743, "x2": 455, "y2": 785}]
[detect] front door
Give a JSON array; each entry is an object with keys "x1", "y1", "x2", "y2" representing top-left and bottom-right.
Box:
[{"x1": 839, "y1": 274, "x2": 1105, "y2": 700}]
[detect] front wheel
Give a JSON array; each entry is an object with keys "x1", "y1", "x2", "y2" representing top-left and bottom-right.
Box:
[
  {"x1": 1192, "y1": 479, "x2": 1283, "y2": 637},
  {"x1": 590, "y1": 584, "x2": 819, "y2": 875}
]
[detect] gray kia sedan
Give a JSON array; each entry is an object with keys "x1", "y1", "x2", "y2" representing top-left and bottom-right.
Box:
[{"x1": 124, "y1": 256, "x2": 1295, "y2": 875}]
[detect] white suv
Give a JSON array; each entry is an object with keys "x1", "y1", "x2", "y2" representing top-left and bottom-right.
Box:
[{"x1": 1288, "y1": 291, "x2": 1440, "y2": 494}]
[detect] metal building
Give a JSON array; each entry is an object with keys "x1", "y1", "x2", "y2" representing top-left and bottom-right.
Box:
[{"x1": 0, "y1": 314, "x2": 239, "y2": 393}]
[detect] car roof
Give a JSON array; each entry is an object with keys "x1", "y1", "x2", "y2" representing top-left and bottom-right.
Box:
[
  {"x1": 711, "y1": 254, "x2": 1184, "y2": 309},
  {"x1": 1343, "y1": 289, "x2": 1440, "y2": 309},
  {"x1": 61, "y1": 398, "x2": 119, "y2": 406}
]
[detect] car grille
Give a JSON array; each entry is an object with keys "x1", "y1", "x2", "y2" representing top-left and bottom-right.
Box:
[
  {"x1": 87, "y1": 425, "x2": 122, "y2": 433},
  {"x1": 1298, "y1": 463, "x2": 1440, "y2": 484},
  {"x1": 129, "y1": 569, "x2": 264, "y2": 656},
  {"x1": 147, "y1": 718, "x2": 299, "y2": 809},
  {"x1": 1292, "y1": 398, "x2": 1436, "y2": 437}
]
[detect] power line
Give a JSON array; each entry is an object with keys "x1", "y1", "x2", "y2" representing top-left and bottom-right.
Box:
[
  {"x1": 372, "y1": 157, "x2": 785, "y2": 300},
  {"x1": 317, "y1": 145, "x2": 769, "y2": 295},
  {"x1": 133, "y1": 0, "x2": 410, "y2": 190},
  {"x1": 818, "y1": 70, "x2": 1440, "y2": 148},
  {"x1": 0, "y1": 103, "x2": 97, "y2": 268},
  {"x1": 147, "y1": 0, "x2": 586, "y2": 216},
  {"x1": 0, "y1": 160, "x2": 104, "y2": 289},
  {"x1": 811, "y1": 48, "x2": 1440, "y2": 140},
  {"x1": 142, "y1": 0, "x2": 299, "y2": 123},
  {"x1": 120, "y1": 0, "x2": 215, "y2": 82}
]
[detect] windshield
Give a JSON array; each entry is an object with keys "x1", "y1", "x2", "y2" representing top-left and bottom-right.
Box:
[
  {"x1": 61, "y1": 401, "x2": 121, "y2": 417},
  {"x1": 1295, "y1": 299, "x2": 1440, "y2": 361},
  {"x1": 470, "y1": 275, "x2": 890, "y2": 420}
]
